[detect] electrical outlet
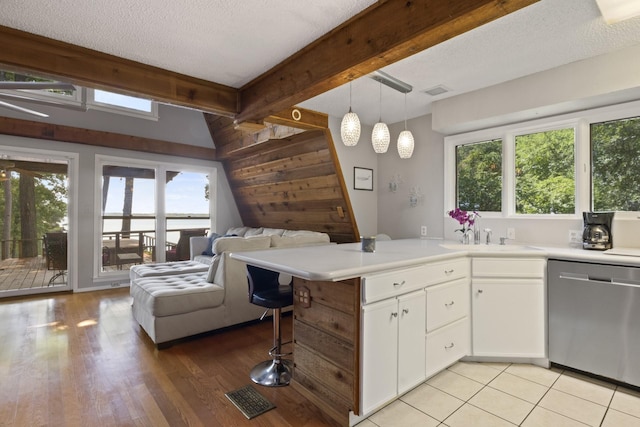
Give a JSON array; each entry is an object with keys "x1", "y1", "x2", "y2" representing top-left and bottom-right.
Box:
[
  {"x1": 507, "y1": 228, "x2": 516, "y2": 240},
  {"x1": 568, "y1": 230, "x2": 582, "y2": 244},
  {"x1": 420, "y1": 225, "x2": 427, "y2": 236},
  {"x1": 110, "y1": 281, "x2": 121, "y2": 288}
]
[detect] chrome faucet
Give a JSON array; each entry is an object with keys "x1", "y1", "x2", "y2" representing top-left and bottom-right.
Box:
[{"x1": 484, "y1": 228, "x2": 492, "y2": 245}]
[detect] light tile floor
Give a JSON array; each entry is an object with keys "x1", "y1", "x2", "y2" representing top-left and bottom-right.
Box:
[{"x1": 359, "y1": 362, "x2": 640, "y2": 427}]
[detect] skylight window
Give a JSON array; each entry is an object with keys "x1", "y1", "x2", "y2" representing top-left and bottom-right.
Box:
[{"x1": 93, "y1": 89, "x2": 153, "y2": 113}]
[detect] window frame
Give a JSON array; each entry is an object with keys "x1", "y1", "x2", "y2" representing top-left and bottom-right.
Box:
[
  {"x1": 444, "y1": 100, "x2": 640, "y2": 220},
  {"x1": 86, "y1": 88, "x2": 158, "y2": 121}
]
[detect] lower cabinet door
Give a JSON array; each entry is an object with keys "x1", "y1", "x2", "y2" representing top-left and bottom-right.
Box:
[
  {"x1": 398, "y1": 290, "x2": 426, "y2": 394},
  {"x1": 426, "y1": 317, "x2": 470, "y2": 378},
  {"x1": 472, "y1": 279, "x2": 545, "y2": 357},
  {"x1": 361, "y1": 298, "x2": 399, "y2": 415}
]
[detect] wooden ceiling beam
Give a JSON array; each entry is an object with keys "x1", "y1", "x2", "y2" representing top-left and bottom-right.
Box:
[
  {"x1": 0, "y1": 116, "x2": 217, "y2": 161},
  {"x1": 0, "y1": 25, "x2": 238, "y2": 117},
  {"x1": 0, "y1": 1, "x2": 537, "y2": 123},
  {"x1": 237, "y1": 0, "x2": 538, "y2": 122}
]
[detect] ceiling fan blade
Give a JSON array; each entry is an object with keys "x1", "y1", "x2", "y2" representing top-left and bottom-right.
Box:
[
  {"x1": 0, "y1": 81, "x2": 76, "y2": 91},
  {"x1": 0, "y1": 99, "x2": 49, "y2": 118}
]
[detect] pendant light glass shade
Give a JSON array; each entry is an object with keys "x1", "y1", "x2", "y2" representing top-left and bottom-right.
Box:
[
  {"x1": 371, "y1": 81, "x2": 390, "y2": 153},
  {"x1": 397, "y1": 92, "x2": 414, "y2": 159},
  {"x1": 372, "y1": 122, "x2": 390, "y2": 153},
  {"x1": 341, "y1": 82, "x2": 361, "y2": 146},
  {"x1": 397, "y1": 130, "x2": 414, "y2": 159}
]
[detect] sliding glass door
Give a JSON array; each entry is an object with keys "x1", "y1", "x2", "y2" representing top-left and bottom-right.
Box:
[
  {"x1": 0, "y1": 149, "x2": 72, "y2": 297},
  {"x1": 98, "y1": 157, "x2": 213, "y2": 275}
]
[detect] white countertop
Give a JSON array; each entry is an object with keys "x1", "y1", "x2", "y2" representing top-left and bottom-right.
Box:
[
  {"x1": 230, "y1": 238, "x2": 640, "y2": 281},
  {"x1": 230, "y1": 238, "x2": 548, "y2": 281}
]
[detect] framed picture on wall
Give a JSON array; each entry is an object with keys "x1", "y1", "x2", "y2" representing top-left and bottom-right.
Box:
[{"x1": 354, "y1": 167, "x2": 373, "y2": 191}]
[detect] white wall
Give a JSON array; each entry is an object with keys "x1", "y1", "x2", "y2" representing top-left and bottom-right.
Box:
[
  {"x1": 432, "y1": 43, "x2": 640, "y2": 135},
  {"x1": 377, "y1": 115, "x2": 445, "y2": 239},
  {"x1": 329, "y1": 116, "x2": 378, "y2": 237},
  {"x1": 0, "y1": 111, "x2": 240, "y2": 291},
  {"x1": 0, "y1": 101, "x2": 215, "y2": 148}
]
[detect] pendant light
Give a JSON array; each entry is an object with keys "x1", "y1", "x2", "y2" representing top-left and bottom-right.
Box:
[
  {"x1": 341, "y1": 82, "x2": 361, "y2": 146},
  {"x1": 371, "y1": 82, "x2": 390, "y2": 153},
  {"x1": 397, "y1": 92, "x2": 414, "y2": 159}
]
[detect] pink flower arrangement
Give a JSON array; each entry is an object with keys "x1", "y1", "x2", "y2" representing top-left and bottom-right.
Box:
[{"x1": 447, "y1": 208, "x2": 479, "y2": 235}]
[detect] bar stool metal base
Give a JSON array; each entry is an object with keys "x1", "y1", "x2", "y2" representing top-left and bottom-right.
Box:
[{"x1": 250, "y1": 359, "x2": 292, "y2": 387}]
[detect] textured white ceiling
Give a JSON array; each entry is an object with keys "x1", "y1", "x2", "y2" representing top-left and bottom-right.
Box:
[
  {"x1": 0, "y1": 0, "x2": 376, "y2": 87},
  {"x1": 1, "y1": 0, "x2": 640, "y2": 126}
]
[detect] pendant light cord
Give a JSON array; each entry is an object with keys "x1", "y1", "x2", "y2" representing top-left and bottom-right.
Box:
[
  {"x1": 378, "y1": 82, "x2": 382, "y2": 122},
  {"x1": 404, "y1": 92, "x2": 408, "y2": 130}
]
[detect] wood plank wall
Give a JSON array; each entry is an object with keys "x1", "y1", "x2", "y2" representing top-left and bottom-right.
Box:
[
  {"x1": 292, "y1": 277, "x2": 361, "y2": 425},
  {"x1": 211, "y1": 119, "x2": 359, "y2": 244}
]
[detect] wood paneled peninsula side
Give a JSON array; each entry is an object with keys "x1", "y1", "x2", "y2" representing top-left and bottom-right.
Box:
[{"x1": 231, "y1": 239, "x2": 479, "y2": 426}]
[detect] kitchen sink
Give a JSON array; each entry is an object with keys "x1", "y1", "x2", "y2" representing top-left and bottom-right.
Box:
[{"x1": 440, "y1": 243, "x2": 533, "y2": 252}]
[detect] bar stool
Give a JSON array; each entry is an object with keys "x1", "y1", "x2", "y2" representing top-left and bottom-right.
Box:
[{"x1": 247, "y1": 265, "x2": 293, "y2": 387}]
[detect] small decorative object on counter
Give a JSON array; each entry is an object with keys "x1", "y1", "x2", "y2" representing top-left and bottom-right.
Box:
[
  {"x1": 361, "y1": 236, "x2": 376, "y2": 252},
  {"x1": 447, "y1": 208, "x2": 480, "y2": 244}
]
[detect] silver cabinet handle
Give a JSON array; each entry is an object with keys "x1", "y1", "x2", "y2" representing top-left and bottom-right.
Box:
[
  {"x1": 393, "y1": 280, "x2": 406, "y2": 287},
  {"x1": 445, "y1": 301, "x2": 455, "y2": 307},
  {"x1": 445, "y1": 343, "x2": 455, "y2": 349},
  {"x1": 444, "y1": 269, "x2": 454, "y2": 274},
  {"x1": 391, "y1": 312, "x2": 398, "y2": 318},
  {"x1": 402, "y1": 308, "x2": 409, "y2": 314}
]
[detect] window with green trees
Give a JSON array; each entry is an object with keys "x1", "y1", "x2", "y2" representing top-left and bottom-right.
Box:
[
  {"x1": 515, "y1": 128, "x2": 575, "y2": 214},
  {"x1": 456, "y1": 139, "x2": 502, "y2": 212},
  {"x1": 592, "y1": 116, "x2": 640, "y2": 211}
]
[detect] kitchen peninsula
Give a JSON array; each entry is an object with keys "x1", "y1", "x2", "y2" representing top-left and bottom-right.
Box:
[{"x1": 231, "y1": 239, "x2": 546, "y2": 426}]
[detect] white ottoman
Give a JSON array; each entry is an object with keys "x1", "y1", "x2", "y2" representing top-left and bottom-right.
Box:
[
  {"x1": 129, "y1": 260, "x2": 209, "y2": 284},
  {"x1": 130, "y1": 271, "x2": 225, "y2": 346}
]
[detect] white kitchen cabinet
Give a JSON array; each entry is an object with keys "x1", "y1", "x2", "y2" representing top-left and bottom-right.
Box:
[
  {"x1": 471, "y1": 257, "x2": 545, "y2": 358},
  {"x1": 361, "y1": 289, "x2": 425, "y2": 415},
  {"x1": 425, "y1": 277, "x2": 470, "y2": 378}
]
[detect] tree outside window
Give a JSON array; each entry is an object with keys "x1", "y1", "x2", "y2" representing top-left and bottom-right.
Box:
[
  {"x1": 456, "y1": 139, "x2": 502, "y2": 212},
  {"x1": 515, "y1": 129, "x2": 575, "y2": 214},
  {"x1": 592, "y1": 116, "x2": 640, "y2": 211}
]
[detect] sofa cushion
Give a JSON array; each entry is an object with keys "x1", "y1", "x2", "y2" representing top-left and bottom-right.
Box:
[
  {"x1": 130, "y1": 260, "x2": 209, "y2": 283},
  {"x1": 207, "y1": 235, "x2": 272, "y2": 283},
  {"x1": 132, "y1": 272, "x2": 224, "y2": 317},
  {"x1": 244, "y1": 227, "x2": 264, "y2": 236},
  {"x1": 202, "y1": 233, "x2": 241, "y2": 256},
  {"x1": 261, "y1": 228, "x2": 286, "y2": 236},
  {"x1": 270, "y1": 233, "x2": 331, "y2": 248},
  {"x1": 206, "y1": 254, "x2": 221, "y2": 283},
  {"x1": 201, "y1": 233, "x2": 221, "y2": 256},
  {"x1": 282, "y1": 229, "x2": 329, "y2": 238},
  {"x1": 225, "y1": 226, "x2": 250, "y2": 237},
  {"x1": 193, "y1": 254, "x2": 214, "y2": 265},
  {"x1": 212, "y1": 235, "x2": 271, "y2": 254}
]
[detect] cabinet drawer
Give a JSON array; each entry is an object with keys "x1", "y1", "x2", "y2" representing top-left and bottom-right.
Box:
[
  {"x1": 426, "y1": 278, "x2": 469, "y2": 332},
  {"x1": 472, "y1": 257, "x2": 545, "y2": 278},
  {"x1": 362, "y1": 265, "x2": 429, "y2": 304},
  {"x1": 423, "y1": 258, "x2": 469, "y2": 287},
  {"x1": 426, "y1": 317, "x2": 470, "y2": 378}
]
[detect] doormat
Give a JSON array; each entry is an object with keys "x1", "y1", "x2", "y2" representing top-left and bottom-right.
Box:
[{"x1": 225, "y1": 385, "x2": 276, "y2": 419}]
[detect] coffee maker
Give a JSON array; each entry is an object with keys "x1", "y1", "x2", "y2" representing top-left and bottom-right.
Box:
[{"x1": 582, "y1": 211, "x2": 614, "y2": 250}]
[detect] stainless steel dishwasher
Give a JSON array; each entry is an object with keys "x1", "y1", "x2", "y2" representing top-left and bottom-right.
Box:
[{"x1": 548, "y1": 259, "x2": 640, "y2": 388}]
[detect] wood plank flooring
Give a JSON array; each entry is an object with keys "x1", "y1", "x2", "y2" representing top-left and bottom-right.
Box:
[
  {"x1": 0, "y1": 256, "x2": 66, "y2": 291},
  {"x1": 0, "y1": 288, "x2": 338, "y2": 426}
]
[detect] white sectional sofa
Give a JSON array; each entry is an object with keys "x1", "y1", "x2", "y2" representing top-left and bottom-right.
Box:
[{"x1": 130, "y1": 227, "x2": 331, "y2": 347}]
